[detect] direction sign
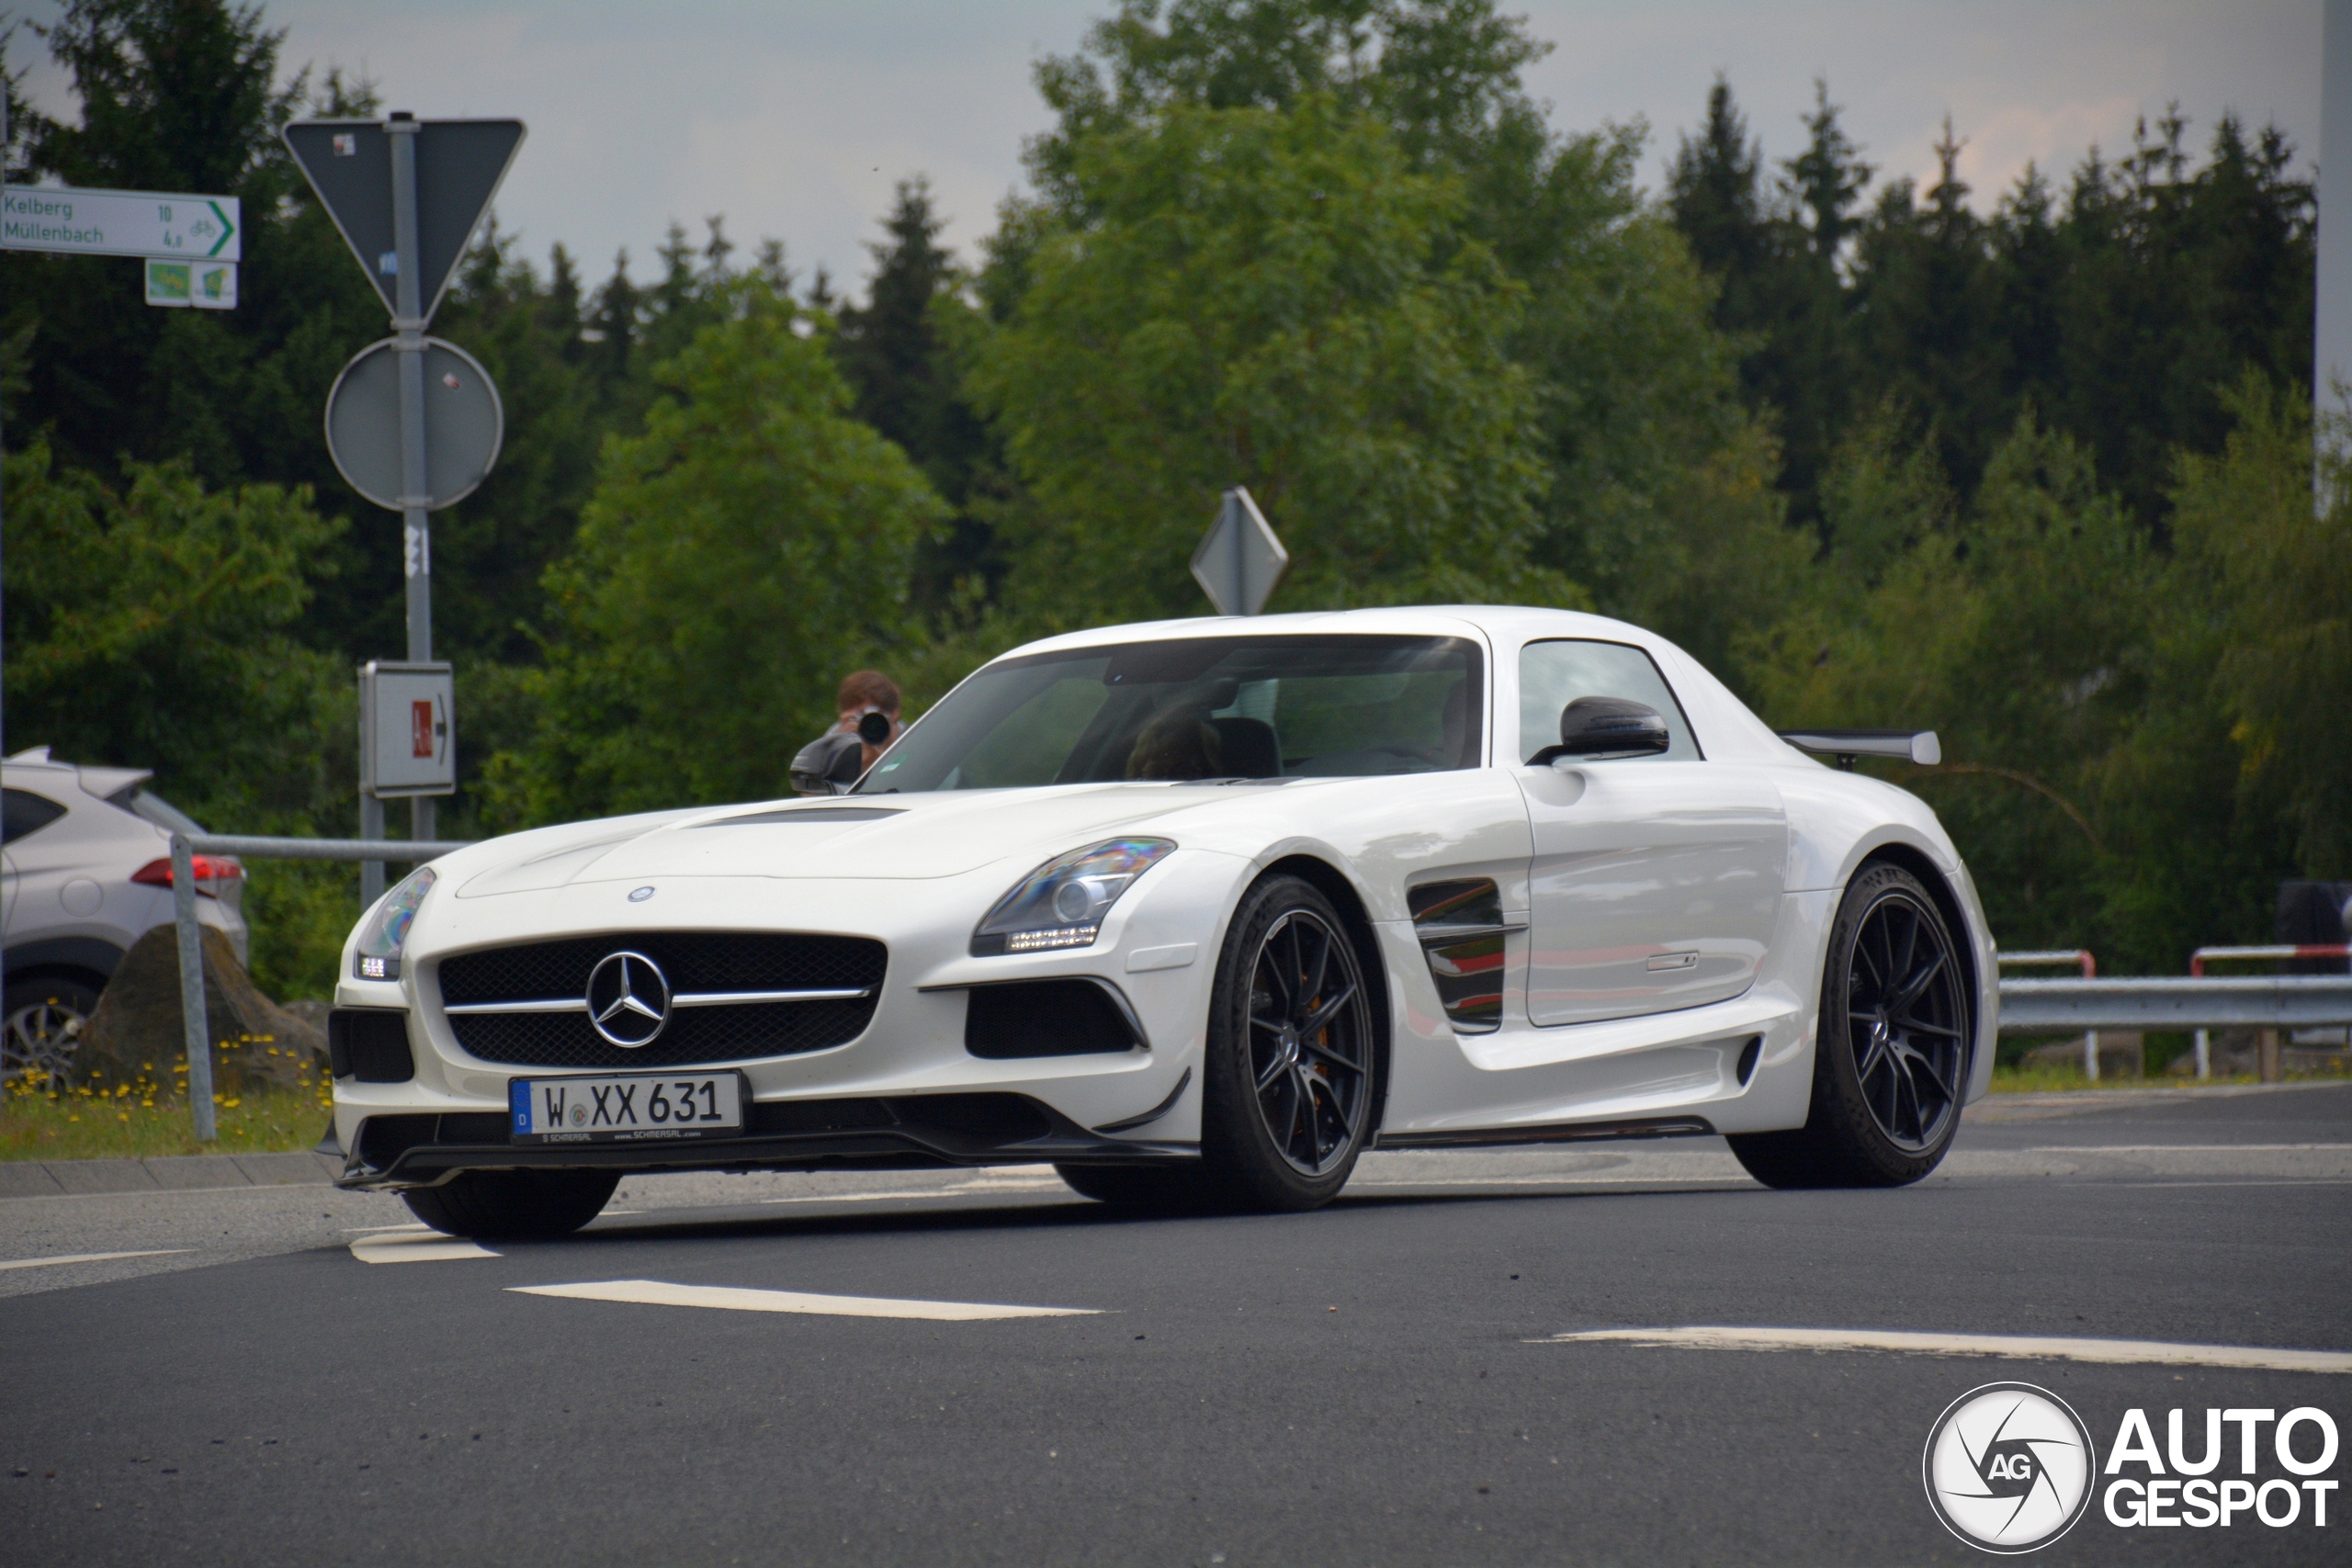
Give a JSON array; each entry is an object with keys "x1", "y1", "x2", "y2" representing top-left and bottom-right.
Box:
[
  {"x1": 1, "y1": 184, "x2": 239, "y2": 261},
  {"x1": 325, "y1": 337, "x2": 503, "y2": 512},
  {"x1": 282, "y1": 118, "x2": 525, "y2": 325},
  {"x1": 1191, "y1": 487, "x2": 1289, "y2": 616}
]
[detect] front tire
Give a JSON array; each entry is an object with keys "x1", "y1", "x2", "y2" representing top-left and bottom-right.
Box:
[
  {"x1": 1728, "y1": 862, "x2": 1971, "y2": 1190},
  {"x1": 401, "y1": 1168, "x2": 620, "y2": 1239},
  {"x1": 1197, "y1": 874, "x2": 1377, "y2": 1213}
]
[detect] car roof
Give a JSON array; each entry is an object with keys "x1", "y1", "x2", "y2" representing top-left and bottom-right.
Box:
[
  {"x1": 1000, "y1": 604, "x2": 1668, "y2": 660},
  {"x1": 4, "y1": 747, "x2": 154, "y2": 806}
]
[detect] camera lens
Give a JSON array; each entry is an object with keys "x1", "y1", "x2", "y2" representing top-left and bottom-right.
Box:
[{"x1": 857, "y1": 711, "x2": 893, "y2": 746}]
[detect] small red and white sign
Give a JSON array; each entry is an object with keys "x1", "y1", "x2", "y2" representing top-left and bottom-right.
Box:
[{"x1": 360, "y1": 662, "x2": 455, "y2": 796}]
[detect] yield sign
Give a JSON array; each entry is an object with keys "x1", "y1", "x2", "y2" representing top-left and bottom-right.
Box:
[
  {"x1": 1190, "y1": 486, "x2": 1289, "y2": 616},
  {"x1": 282, "y1": 118, "x2": 525, "y2": 324}
]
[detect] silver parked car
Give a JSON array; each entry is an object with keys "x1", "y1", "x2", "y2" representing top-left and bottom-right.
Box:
[{"x1": 2, "y1": 747, "x2": 248, "y2": 1076}]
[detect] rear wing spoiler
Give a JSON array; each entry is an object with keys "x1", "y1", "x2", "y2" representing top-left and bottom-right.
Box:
[{"x1": 1777, "y1": 729, "x2": 1941, "y2": 770}]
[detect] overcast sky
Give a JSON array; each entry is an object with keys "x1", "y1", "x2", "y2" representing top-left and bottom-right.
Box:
[{"x1": 8, "y1": 1, "x2": 2323, "y2": 299}]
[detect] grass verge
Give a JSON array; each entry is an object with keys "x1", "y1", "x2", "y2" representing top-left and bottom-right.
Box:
[
  {"x1": 2, "y1": 1069, "x2": 333, "y2": 1160},
  {"x1": 1989, "y1": 1062, "x2": 2352, "y2": 1093}
]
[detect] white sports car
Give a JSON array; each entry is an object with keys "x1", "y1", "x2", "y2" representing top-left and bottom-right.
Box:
[{"x1": 329, "y1": 606, "x2": 1996, "y2": 1238}]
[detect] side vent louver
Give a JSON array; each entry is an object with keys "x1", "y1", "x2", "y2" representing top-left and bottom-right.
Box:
[{"x1": 1408, "y1": 879, "x2": 1523, "y2": 1034}]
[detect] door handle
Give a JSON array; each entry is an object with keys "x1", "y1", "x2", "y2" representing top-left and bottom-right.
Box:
[{"x1": 1645, "y1": 951, "x2": 1699, "y2": 971}]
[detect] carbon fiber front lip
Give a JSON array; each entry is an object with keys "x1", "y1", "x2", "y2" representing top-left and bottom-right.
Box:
[{"x1": 336, "y1": 1101, "x2": 1199, "y2": 1190}]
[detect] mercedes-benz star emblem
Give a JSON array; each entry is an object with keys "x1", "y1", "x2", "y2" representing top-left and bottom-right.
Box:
[{"x1": 585, "y1": 951, "x2": 672, "y2": 1047}]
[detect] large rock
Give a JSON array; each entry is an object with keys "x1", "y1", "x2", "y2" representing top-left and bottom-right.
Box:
[{"x1": 73, "y1": 925, "x2": 329, "y2": 1097}]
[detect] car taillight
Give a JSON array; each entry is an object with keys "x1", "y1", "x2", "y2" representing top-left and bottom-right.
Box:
[{"x1": 130, "y1": 856, "x2": 243, "y2": 895}]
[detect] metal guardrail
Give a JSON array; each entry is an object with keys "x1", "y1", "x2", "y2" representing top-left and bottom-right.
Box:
[
  {"x1": 169, "y1": 832, "x2": 473, "y2": 1140},
  {"x1": 1996, "y1": 950, "x2": 2101, "y2": 1077},
  {"x1": 2182, "y1": 946, "x2": 2351, "y2": 1077},
  {"x1": 185, "y1": 834, "x2": 476, "y2": 863},
  {"x1": 1996, "y1": 976, "x2": 2352, "y2": 1032},
  {"x1": 2190, "y1": 942, "x2": 2351, "y2": 976}
]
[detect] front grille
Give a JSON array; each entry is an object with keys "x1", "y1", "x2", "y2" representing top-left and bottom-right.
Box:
[{"x1": 435, "y1": 931, "x2": 886, "y2": 1069}]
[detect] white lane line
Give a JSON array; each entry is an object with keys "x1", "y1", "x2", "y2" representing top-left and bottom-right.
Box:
[
  {"x1": 0, "y1": 1248, "x2": 190, "y2": 1272},
  {"x1": 509, "y1": 1279, "x2": 1097, "y2": 1321},
  {"x1": 2110, "y1": 1179, "x2": 2352, "y2": 1189},
  {"x1": 2024, "y1": 1144, "x2": 2352, "y2": 1153},
  {"x1": 350, "y1": 1231, "x2": 498, "y2": 1264},
  {"x1": 1535, "y1": 1325, "x2": 2352, "y2": 1373}
]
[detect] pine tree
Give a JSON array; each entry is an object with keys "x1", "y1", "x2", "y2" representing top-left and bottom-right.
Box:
[
  {"x1": 1849, "y1": 120, "x2": 2007, "y2": 493},
  {"x1": 1667, "y1": 76, "x2": 1768, "y2": 282},
  {"x1": 833, "y1": 178, "x2": 995, "y2": 609},
  {"x1": 1782, "y1": 79, "x2": 1871, "y2": 262}
]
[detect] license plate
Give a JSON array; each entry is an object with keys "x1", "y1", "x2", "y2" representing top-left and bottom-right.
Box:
[{"x1": 508, "y1": 1071, "x2": 744, "y2": 1145}]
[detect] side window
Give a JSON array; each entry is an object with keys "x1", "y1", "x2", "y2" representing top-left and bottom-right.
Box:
[
  {"x1": 3, "y1": 788, "x2": 69, "y2": 842},
  {"x1": 1518, "y1": 640, "x2": 1702, "y2": 762}
]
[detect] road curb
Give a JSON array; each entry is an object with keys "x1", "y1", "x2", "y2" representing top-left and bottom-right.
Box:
[{"x1": 0, "y1": 1150, "x2": 339, "y2": 1200}]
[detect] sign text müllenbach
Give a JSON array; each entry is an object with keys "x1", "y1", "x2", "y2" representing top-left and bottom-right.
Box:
[{"x1": 1, "y1": 185, "x2": 241, "y2": 263}]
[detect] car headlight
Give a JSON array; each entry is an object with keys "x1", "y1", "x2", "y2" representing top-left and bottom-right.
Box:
[
  {"x1": 970, "y1": 839, "x2": 1174, "y2": 956},
  {"x1": 353, "y1": 866, "x2": 435, "y2": 980}
]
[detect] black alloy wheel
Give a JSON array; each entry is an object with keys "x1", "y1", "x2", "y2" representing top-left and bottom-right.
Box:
[
  {"x1": 1198, "y1": 874, "x2": 1378, "y2": 1212},
  {"x1": 3, "y1": 976, "x2": 101, "y2": 1085},
  {"x1": 1247, "y1": 907, "x2": 1374, "y2": 1176},
  {"x1": 1846, "y1": 885, "x2": 1968, "y2": 1151},
  {"x1": 1727, "y1": 861, "x2": 1971, "y2": 1190}
]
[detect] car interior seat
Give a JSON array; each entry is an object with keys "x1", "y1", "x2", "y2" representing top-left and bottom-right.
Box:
[{"x1": 1208, "y1": 716, "x2": 1283, "y2": 779}]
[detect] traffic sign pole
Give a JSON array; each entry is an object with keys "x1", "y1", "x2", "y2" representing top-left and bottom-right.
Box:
[
  {"x1": 388, "y1": 114, "x2": 435, "y2": 843},
  {"x1": 284, "y1": 111, "x2": 524, "y2": 867}
]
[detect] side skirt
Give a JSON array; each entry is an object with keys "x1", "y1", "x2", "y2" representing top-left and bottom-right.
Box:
[{"x1": 1374, "y1": 1115, "x2": 1715, "y2": 1151}]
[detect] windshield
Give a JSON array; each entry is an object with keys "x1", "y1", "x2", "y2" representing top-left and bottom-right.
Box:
[{"x1": 859, "y1": 635, "x2": 1484, "y2": 793}]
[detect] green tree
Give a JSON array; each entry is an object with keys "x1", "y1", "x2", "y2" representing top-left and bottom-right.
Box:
[
  {"x1": 966, "y1": 95, "x2": 1565, "y2": 631},
  {"x1": 5, "y1": 2, "x2": 389, "y2": 615},
  {"x1": 832, "y1": 178, "x2": 999, "y2": 610},
  {"x1": 2165, "y1": 378, "x2": 2352, "y2": 876},
  {"x1": 1664, "y1": 77, "x2": 1867, "y2": 533},
  {"x1": 1028, "y1": 0, "x2": 1549, "y2": 197},
  {"x1": 491, "y1": 283, "x2": 945, "y2": 822},
  {"x1": 1, "y1": 440, "x2": 357, "y2": 997},
  {"x1": 994, "y1": 0, "x2": 1784, "y2": 678},
  {"x1": 1, "y1": 439, "x2": 345, "y2": 826}
]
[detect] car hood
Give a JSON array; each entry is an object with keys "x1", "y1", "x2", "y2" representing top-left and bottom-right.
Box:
[{"x1": 453, "y1": 784, "x2": 1278, "y2": 897}]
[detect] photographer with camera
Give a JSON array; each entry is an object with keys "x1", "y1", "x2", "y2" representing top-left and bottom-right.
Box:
[{"x1": 790, "y1": 671, "x2": 906, "y2": 795}]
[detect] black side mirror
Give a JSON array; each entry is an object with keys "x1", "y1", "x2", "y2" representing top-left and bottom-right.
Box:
[{"x1": 1529, "y1": 696, "x2": 1671, "y2": 765}]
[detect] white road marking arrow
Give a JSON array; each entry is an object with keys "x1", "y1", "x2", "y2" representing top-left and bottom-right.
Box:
[{"x1": 350, "y1": 1230, "x2": 498, "y2": 1264}]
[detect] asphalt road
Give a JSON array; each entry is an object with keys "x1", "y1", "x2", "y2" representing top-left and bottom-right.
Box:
[{"x1": 3, "y1": 1081, "x2": 2346, "y2": 1567}]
